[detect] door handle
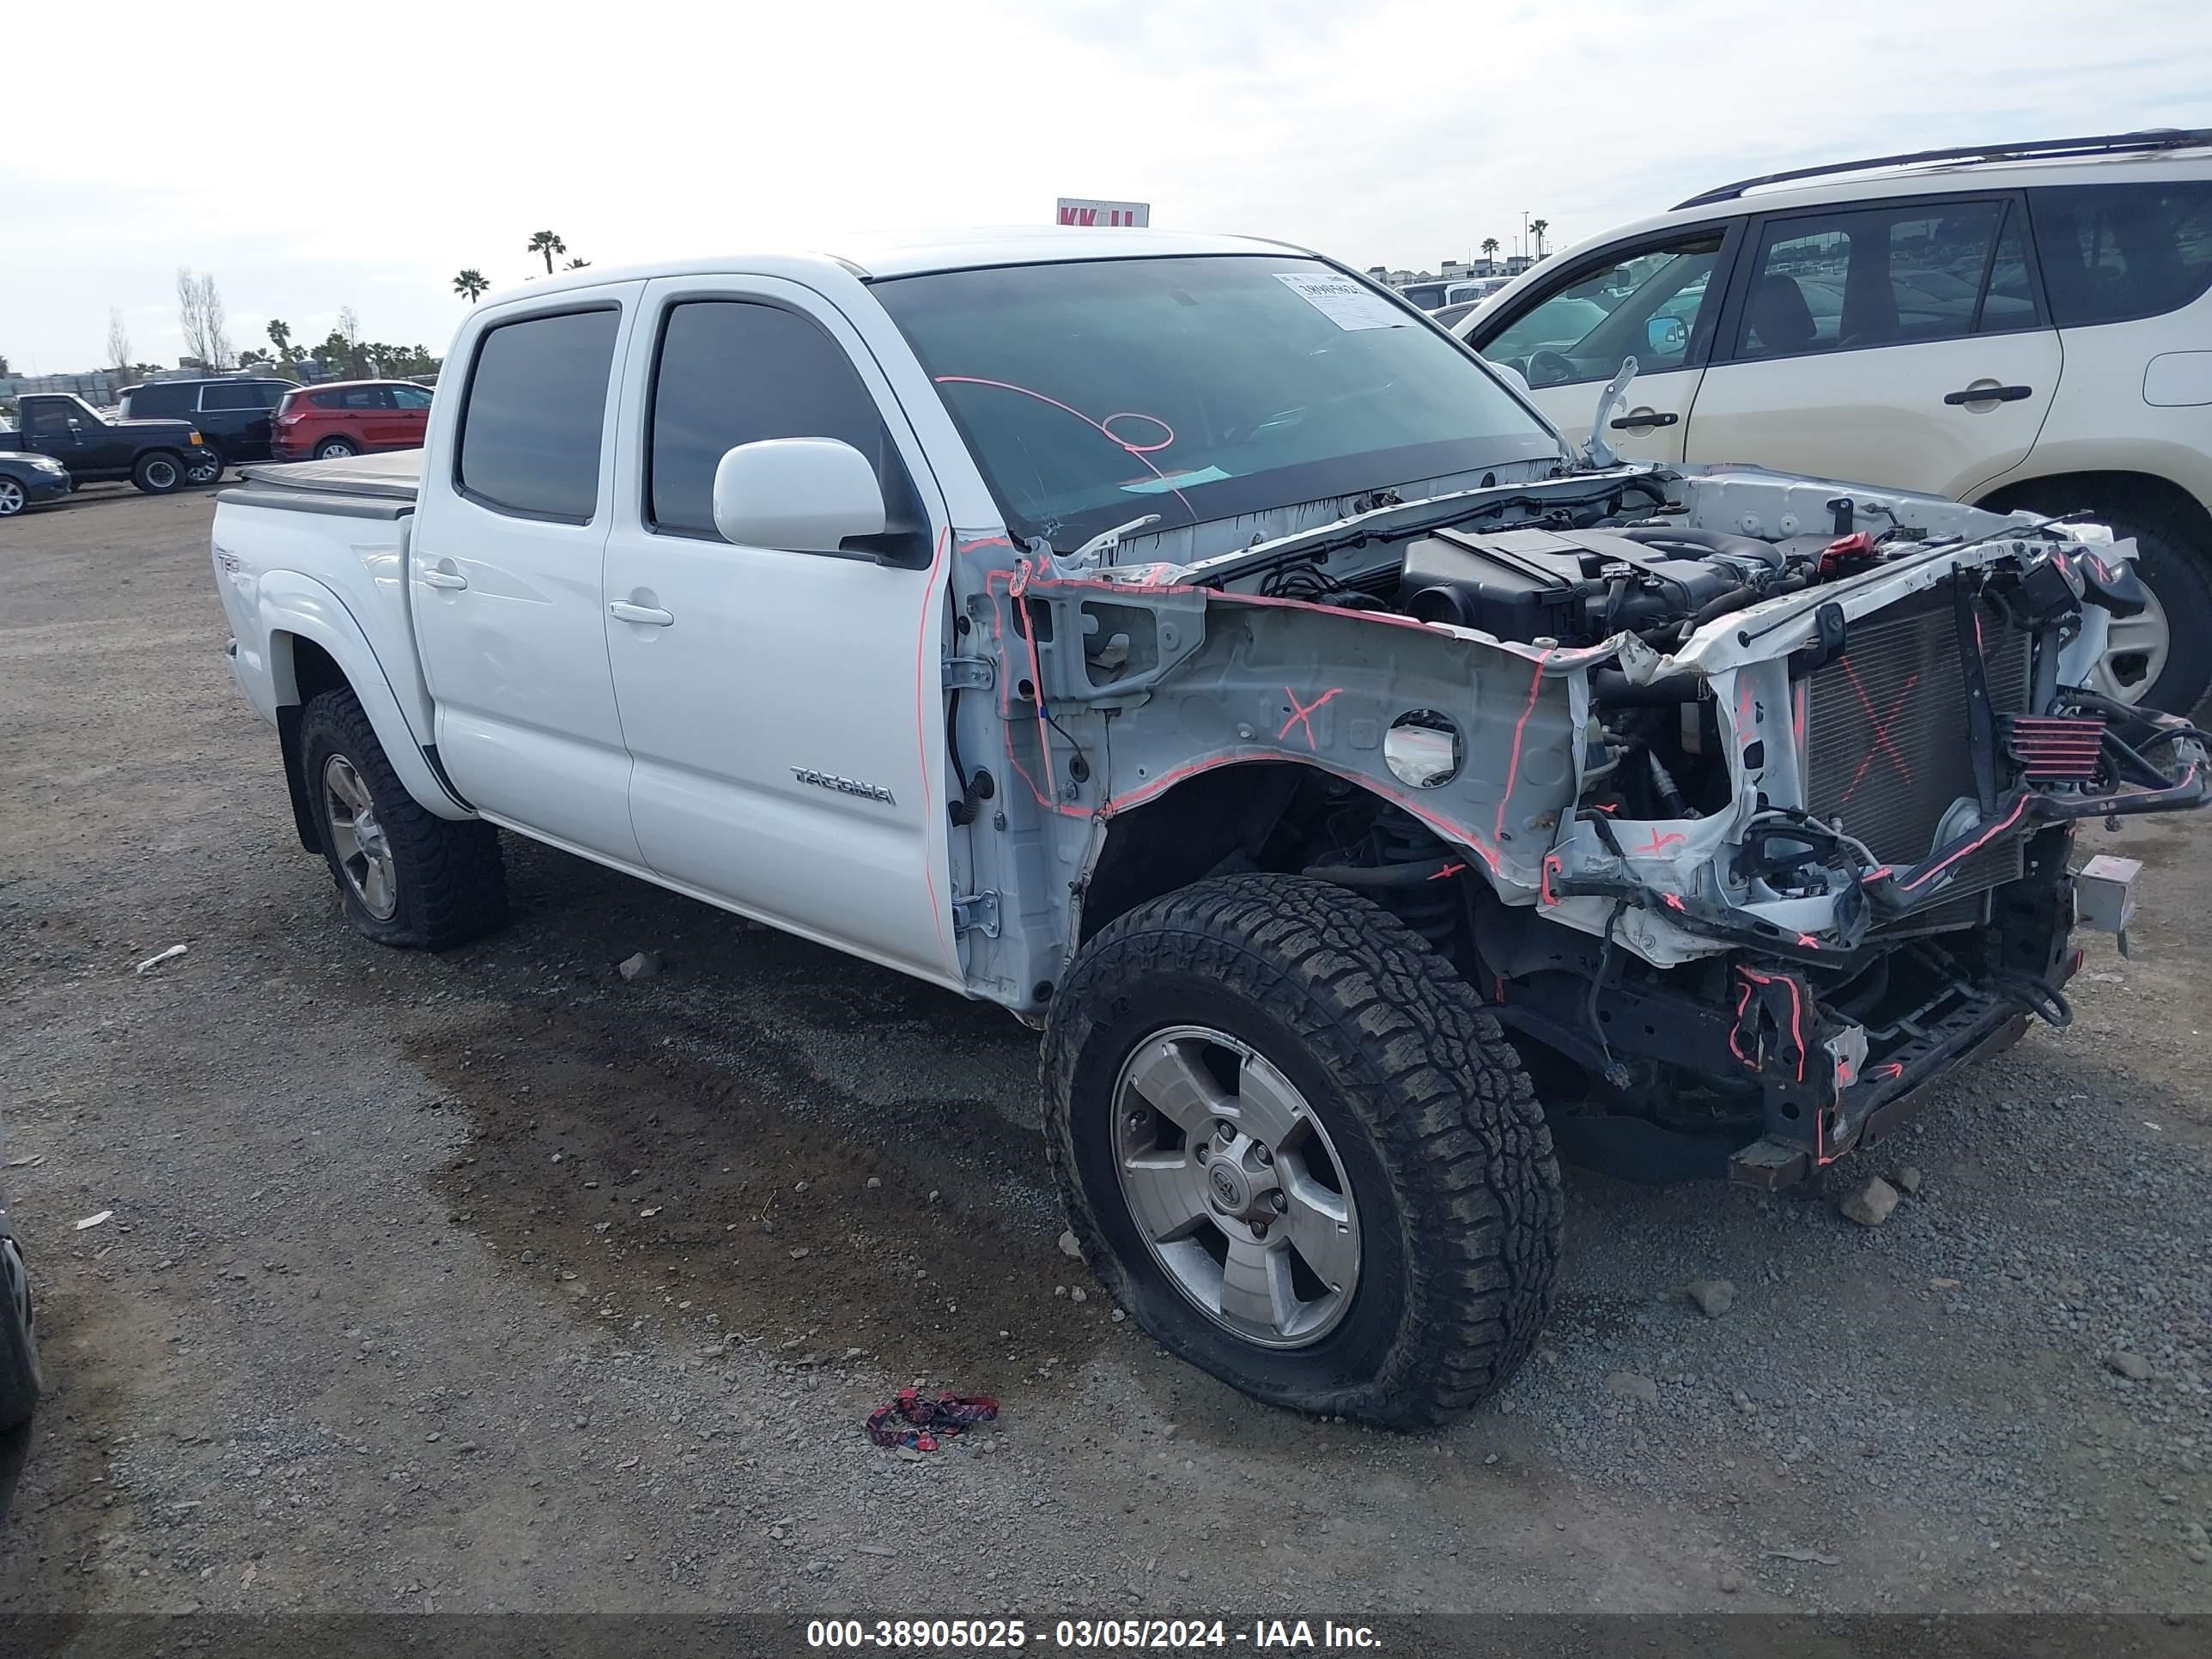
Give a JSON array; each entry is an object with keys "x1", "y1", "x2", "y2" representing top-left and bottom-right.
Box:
[
  {"x1": 1943, "y1": 384, "x2": 2033, "y2": 405},
  {"x1": 1609, "y1": 410, "x2": 1680, "y2": 431},
  {"x1": 609, "y1": 600, "x2": 675, "y2": 627},
  {"x1": 419, "y1": 567, "x2": 468, "y2": 591}
]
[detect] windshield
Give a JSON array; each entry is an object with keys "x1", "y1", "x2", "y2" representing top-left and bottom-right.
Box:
[{"x1": 872, "y1": 255, "x2": 1560, "y2": 550}]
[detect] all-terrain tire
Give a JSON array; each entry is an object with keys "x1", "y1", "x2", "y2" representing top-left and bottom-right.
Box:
[
  {"x1": 0, "y1": 1231, "x2": 40, "y2": 1431},
  {"x1": 1042, "y1": 874, "x2": 1562, "y2": 1427},
  {"x1": 2100, "y1": 516, "x2": 2212, "y2": 714},
  {"x1": 298, "y1": 687, "x2": 508, "y2": 950}
]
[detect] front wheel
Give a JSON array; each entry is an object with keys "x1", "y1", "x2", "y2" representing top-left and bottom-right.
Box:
[
  {"x1": 1042, "y1": 875, "x2": 1562, "y2": 1427},
  {"x1": 131, "y1": 453, "x2": 184, "y2": 494},
  {"x1": 298, "y1": 688, "x2": 508, "y2": 949},
  {"x1": 2086, "y1": 517, "x2": 2212, "y2": 713},
  {"x1": 0, "y1": 479, "x2": 26, "y2": 517}
]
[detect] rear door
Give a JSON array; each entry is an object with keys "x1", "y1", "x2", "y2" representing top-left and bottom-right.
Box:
[
  {"x1": 409, "y1": 289, "x2": 647, "y2": 861},
  {"x1": 198, "y1": 381, "x2": 277, "y2": 459},
  {"x1": 1683, "y1": 194, "x2": 2060, "y2": 500},
  {"x1": 1466, "y1": 223, "x2": 1740, "y2": 463},
  {"x1": 599, "y1": 277, "x2": 960, "y2": 985}
]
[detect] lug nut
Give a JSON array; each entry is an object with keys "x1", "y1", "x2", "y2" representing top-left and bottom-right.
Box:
[
  {"x1": 1214, "y1": 1121, "x2": 1236, "y2": 1144},
  {"x1": 1127, "y1": 1112, "x2": 1145, "y2": 1131},
  {"x1": 1268, "y1": 1190, "x2": 1288, "y2": 1213},
  {"x1": 1250, "y1": 1222, "x2": 1269, "y2": 1240},
  {"x1": 1253, "y1": 1145, "x2": 1273, "y2": 1166}
]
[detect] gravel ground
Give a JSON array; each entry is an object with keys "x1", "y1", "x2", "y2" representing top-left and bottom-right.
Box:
[{"x1": 0, "y1": 486, "x2": 2207, "y2": 1619}]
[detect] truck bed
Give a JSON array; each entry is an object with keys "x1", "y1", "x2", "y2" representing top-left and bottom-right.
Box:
[{"x1": 224, "y1": 450, "x2": 422, "y2": 516}]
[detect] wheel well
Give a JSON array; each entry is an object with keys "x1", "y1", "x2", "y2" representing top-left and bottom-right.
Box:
[
  {"x1": 1079, "y1": 761, "x2": 1474, "y2": 945},
  {"x1": 274, "y1": 635, "x2": 353, "y2": 852},
  {"x1": 1978, "y1": 470, "x2": 2212, "y2": 547}
]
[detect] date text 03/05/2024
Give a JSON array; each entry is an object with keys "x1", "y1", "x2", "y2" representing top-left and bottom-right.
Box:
[{"x1": 805, "y1": 1619, "x2": 1383, "y2": 1650}]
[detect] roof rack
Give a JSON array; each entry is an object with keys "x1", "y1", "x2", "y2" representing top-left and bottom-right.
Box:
[{"x1": 1673, "y1": 129, "x2": 2212, "y2": 211}]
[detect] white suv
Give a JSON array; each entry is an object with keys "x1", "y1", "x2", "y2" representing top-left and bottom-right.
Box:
[{"x1": 1459, "y1": 130, "x2": 2212, "y2": 709}]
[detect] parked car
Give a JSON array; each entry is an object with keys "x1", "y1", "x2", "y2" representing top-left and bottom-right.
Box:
[
  {"x1": 271, "y1": 380, "x2": 434, "y2": 461},
  {"x1": 1400, "y1": 276, "x2": 1503, "y2": 312},
  {"x1": 120, "y1": 377, "x2": 299, "y2": 477},
  {"x1": 1458, "y1": 128, "x2": 2212, "y2": 709},
  {"x1": 207, "y1": 231, "x2": 2204, "y2": 1425},
  {"x1": 0, "y1": 393, "x2": 211, "y2": 494},
  {"x1": 0, "y1": 1139, "x2": 41, "y2": 1440},
  {"x1": 0, "y1": 451, "x2": 73, "y2": 516}
]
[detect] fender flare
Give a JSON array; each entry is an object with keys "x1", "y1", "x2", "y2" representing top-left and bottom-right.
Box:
[{"x1": 256, "y1": 569, "x2": 473, "y2": 822}]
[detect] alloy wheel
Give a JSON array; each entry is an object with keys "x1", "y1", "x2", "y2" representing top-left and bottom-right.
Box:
[{"x1": 322, "y1": 754, "x2": 398, "y2": 921}]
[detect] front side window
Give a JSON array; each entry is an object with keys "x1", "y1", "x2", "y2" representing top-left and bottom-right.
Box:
[
  {"x1": 1479, "y1": 234, "x2": 1723, "y2": 387},
  {"x1": 2030, "y1": 181, "x2": 2212, "y2": 328},
  {"x1": 875, "y1": 255, "x2": 1557, "y2": 551},
  {"x1": 647, "y1": 300, "x2": 914, "y2": 542},
  {"x1": 458, "y1": 307, "x2": 620, "y2": 522},
  {"x1": 27, "y1": 404, "x2": 83, "y2": 441},
  {"x1": 1737, "y1": 200, "x2": 2011, "y2": 360},
  {"x1": 391, "y1": 386, "x2": 434, "y2": 410}
]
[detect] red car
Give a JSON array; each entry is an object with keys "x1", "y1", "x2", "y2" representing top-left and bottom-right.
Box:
[{"x1": 271, "y1": 380, "x2": 434, "y2": 461}]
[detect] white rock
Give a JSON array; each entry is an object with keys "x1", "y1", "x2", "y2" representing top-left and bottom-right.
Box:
[{"x1": 1838, "y1": 1177, "x2": 1899, "y2": 1227}]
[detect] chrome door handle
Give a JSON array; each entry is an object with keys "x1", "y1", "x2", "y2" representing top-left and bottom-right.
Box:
[
  {"x1": 420, "y1": 567, "x2": 468, "y2": 591},
  {"x1": 609, "y1": 601, "x2": 674, "y2": 627}
]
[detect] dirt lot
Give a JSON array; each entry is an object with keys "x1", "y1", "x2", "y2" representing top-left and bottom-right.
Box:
[{"x1": 1, "y1": 486, "x2": 2209, "y2": 1620}]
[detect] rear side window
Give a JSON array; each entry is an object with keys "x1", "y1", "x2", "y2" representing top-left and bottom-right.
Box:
[
  {"x1": 646, "y1": 300, "x2": 916, "y2": 543},
  {"x1": 1736, "y1": 200, "x2": 2015, "y2": 359},
  {"x1": 124, "y1": 385, "x2": 189, "y2": 418},
  {"x1": 459, "y1": 308, "x2": 620, "y2": 522},
  {"x1": 200, "y1": 383, "x2": 269, "y2": 410},
  {"x1": 2030, "y1": 181, "x2": 2212, "y2": 327}
]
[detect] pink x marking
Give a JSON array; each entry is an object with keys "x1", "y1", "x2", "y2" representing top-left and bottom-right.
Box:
[
  {"x1": 1838, "y1": 663, "x2": 1918, "y2": 805},
  {"x1": 1279, "y1": 685, "x2": 1343, "y2": 749}
]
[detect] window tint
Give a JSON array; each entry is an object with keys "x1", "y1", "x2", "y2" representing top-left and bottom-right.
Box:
[
  {"x1": 391, "y1": 386, "x2": 434, "y2": 410},
  {"x1": 1738, "y1": 201, "x2": 2014, "y2": 359},
  {"x1": 200, "y1": 382, "x2": 270, "y2": 410},
  {"x1": 1480, "y1": 234, "x2": 1723, "y2": 386},
  {"x1": 647, "y1": 300, "x2": 911, "y2": 543},
  {"x1": 2030, "y1": 181, "x2": 2212, "y2": 328},
  {"x1": 27, "y1": 404, "x2": 84, "y2": 440},
  {"x1": 124, "y1": 385, "x2": 189, "y2": 418},
  {"x1": 459, "y1": 308, "x2": 620, "y2": 522},
  {"x1": 255, "y1": 382, "x2": 291, "y2": 408}
]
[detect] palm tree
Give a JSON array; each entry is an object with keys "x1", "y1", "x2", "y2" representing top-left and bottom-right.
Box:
[
  {"x1": 562, "y1": 258, "x2": 591, "y2": 270},
  {"x1": 526, "y1": 231, "x2": 567, "y2": 276},
  {"x1": 1529, "y1": 219, "x2": 1550, "y2": 259},
  {"x1": 453, "y1": 269, "x2": 490, "y2": 303},
  {"x1": 267, "y1": 319, "x2": 291, "y2": 353},
  {"x1": 1480, "y1": 236, "x2": 1500, "y2": 270}
]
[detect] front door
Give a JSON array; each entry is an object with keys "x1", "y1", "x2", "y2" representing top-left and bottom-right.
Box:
[
  {"x1": 409, "y1": 289, "x2": 647, "y2": 862},
  {"x1": 1468, "y1": 225, "x2": 1737, "y2": 464},
  {"x1": 24, "y1": 401, "x2": 101, "y2": 475},
  {"x1": 1684, "y1": 196, "x2": 2061, "y2": 501},
  {"x1": 599, "y1": 277, "x2": 960, "y2": 986}
]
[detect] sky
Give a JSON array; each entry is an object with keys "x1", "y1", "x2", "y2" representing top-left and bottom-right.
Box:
[{"x1": 5, "y1": 0, "x2": 2210, "y2": 374}]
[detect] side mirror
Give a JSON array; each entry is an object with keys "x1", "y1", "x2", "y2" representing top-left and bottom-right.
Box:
[
  {"x1": 1486, "y1": 359, "x2": 1534, "y2": 398},
  {"x1": 711, "y1": 437, "x2": 886, "y2": 553},
  {"x1": 1645, "y1": 315, "x2": 1688, "y2": 356}
]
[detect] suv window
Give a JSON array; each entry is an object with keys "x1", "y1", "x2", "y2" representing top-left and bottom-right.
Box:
[
  {"x1": 2029, "y1": 181, "x2": 2212, "y2": 328},
  {"x1": 123, "y1": 385, "x2": 190, "y2": 418},
  {"x1": 1480, "y1": 233, "x2": 1723, "y2": 386},
  {"x1": 1735, "y1": 200, "x2": 2019, "y2": 360},
  {"x1": 391, "y1": 386, "x2": 434, "y2": 410},
  {"x1": 458, "y1": 308, "x2": 620, "y2": 522},
  {"x1": 647, "y1": 300, "x2": 913, "y2": 543},
  {"x1": 200, "y1": 383, "x2": 270, "y2": 411},
  {"x1": 317, "y1": 386, "x2": 392, "y2": 410}
]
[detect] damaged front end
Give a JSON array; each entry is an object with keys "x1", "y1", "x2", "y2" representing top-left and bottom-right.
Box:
[{"x1": 945, "y1": 465, "x2": 2207, "y2": 1185}]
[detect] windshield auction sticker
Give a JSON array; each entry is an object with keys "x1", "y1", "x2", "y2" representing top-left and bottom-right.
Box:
[{"x1": 1273, "y1": 271, "x2": 1411, "y2": 331}]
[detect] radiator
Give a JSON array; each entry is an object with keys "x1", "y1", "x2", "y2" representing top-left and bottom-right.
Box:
[{"x1": 1802, "y1": 591, "x2": 2030, "y2": 910}]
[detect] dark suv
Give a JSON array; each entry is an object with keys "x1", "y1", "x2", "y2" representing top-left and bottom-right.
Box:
[{"x1": 118, "y1": 377, "x2": 300, "y2": 478}]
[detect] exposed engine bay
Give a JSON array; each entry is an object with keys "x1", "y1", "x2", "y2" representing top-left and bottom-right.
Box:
[{"x1": 948, "y1": 461, "x2": 2210, "y2": 1186}]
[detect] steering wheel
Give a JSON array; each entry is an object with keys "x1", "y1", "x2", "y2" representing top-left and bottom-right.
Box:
[{"x1": 1527, "y1": 349, "x2": 1576, "y2": 388}]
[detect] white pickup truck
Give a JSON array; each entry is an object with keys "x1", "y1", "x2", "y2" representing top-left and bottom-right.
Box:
[{"x1": 210, "y1": 228, "x2": 2207, "y2": 1425}]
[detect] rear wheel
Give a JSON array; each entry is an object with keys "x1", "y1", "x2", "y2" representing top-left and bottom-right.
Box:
[
  {"x1": 1042, "y1": 875, "x2": 1562, "y2": 1426},
  {"x1": 298, "y1": 688, "x2": 507, "y2": 950},
  {"x1": 313, "y1": 436, "x2": 359, "y2": 461},
  {"x1": 185, "y1": 447, "x2": 224, "y2": 486},
  {"x1": 0, "y1": 1228, "x2": 40, "y2": 1431},
  {"x1": 131, "y1": 453, "x2": 183, "y2": 494}
]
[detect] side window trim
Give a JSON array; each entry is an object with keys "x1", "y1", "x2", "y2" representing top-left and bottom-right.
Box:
[
  {"x1": 637, "y1": 289, "x2": 932, "y2": 562},
  {"x1": 452, "y1": 301, "x2": 624, "y2": 526}
]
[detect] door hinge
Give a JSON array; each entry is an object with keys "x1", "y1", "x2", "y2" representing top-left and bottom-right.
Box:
[
  {"x1": 951, "y1": 890, "x2": 1001, "y2": 939},
  {"x1": 943, "y1": 656, "x2": 995, "y2": 691}
]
